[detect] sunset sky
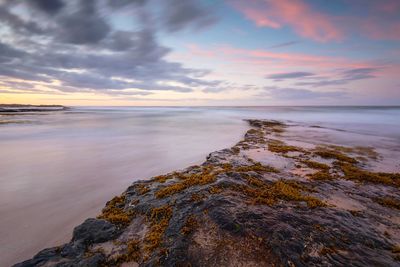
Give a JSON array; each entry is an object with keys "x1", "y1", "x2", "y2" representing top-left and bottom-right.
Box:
[{"x1": 0, "y1": 0, "x2": 399, "y2": 106}]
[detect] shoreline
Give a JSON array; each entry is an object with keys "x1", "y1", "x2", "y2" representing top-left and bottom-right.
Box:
[
  {"x1": 15, "y1": 119, "x2": 400, "y2": 266},
  {"x1": 0, "y1": 105, "x2": 67, "y2": 113}
]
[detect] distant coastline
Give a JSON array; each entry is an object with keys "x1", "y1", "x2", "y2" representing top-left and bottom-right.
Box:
[{"x1": 0, "y1": 104, "x2": 68, "y2": 113}]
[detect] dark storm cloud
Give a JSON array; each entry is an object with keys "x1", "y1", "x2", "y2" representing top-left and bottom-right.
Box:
[
  {"x1": 0, "y1": 42, "x2": 26, "y2": 63},
  {"x1": 266, "y1": 71, "x2": 315, "y2": 80},
  {"x1": 107, "y1": 0, "x2": 147, "y2": 8},
  {"x1": 30, "y1": 0, "x2": 65, "y2": 15},
  {"x1": 0, "y1": 6, "x2": 44, "y2": 34},
  {"x1": 56, "y1": 0, "x2": 111, "y2": 44},
  {"x1": 105, "y1": 31, "x2": 140, "y2": 51},
  {"x1": 0, "y1": 0, "x2": 222, "y2": 96},
  {"x1": 57, "y1": 13, "x2": 111, "y2": 44},
  {"x1": 162, "y1": 0, "x2": 218, "y2": 32}
]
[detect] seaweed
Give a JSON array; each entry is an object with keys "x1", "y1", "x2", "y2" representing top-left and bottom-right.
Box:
[
  {"x1": 190, "y1": 192, "x2": 205, "y2": 202},
  {"x1": 155, "y1": 183, "x2": 187, "y2": 199},
  {"x1": 247, "y1": 128, "x2": 262, "y2": 135},
  {"x1": 109, "y1": 239, "x2": 141, "y2": 265},
  {"x1": 209, "y1": 186, "x2": 223, "y2": 194},
  {"x1": 324, "y1": 145, "x2": 379, "y2": 160},
  {"x1": 181, "y1": 215, "x2": 198, "y2": 235},
  {"x1": 233, "y1": 179, "x2": 326, "y2": 208},
  {"x1": 375, "y1": 197, "x2": 400, "y2": 210},
  {"x1": 247, "y1": 120, "x2": 285, "y2": 128},
  {"x1": 153, "y1": 174, "x2": 173, "y2": 183},
  {"x1": 231, "y1": 146, "x2": 240, "y2": 154},
  {"x1": 144, "y1": 205, "x2": 173, "y2": 255},
  {"x1": 155, "y1": 163, "x2": 277, "y2": 198},
  {"x1": 243, "y1": 128, "x2": 266, "y2": 144},
  {"x1": 97, "y1": 195, "x2": 133, "y2": 226},
  {"x1": 268, "y1": 139, "x2": 303, "y2": 154},
  {"x1": 309, "y1": 171, "x2": 334, "y2": 181},
  {"x1": 314, "y1": 147, "x2": 358, "y2": 164},
  {"x1": 337, "y1": 162, "x2": 400, "y2": 187},
  {"x1": 235, "y1": 162, "x2": 279, "y2": 173},
  {"x1": 155, "y1": 166, "x2": 217, "y2": 198},
  {"x1": 320, "y1": 246, "x2": 337, "y2": 255},
  {"x1": 136, "y1": 184, "x2": 150, "y2": 195},
  {"x1": 302, "y1": 160, "x2": 330, "y2": 170}
]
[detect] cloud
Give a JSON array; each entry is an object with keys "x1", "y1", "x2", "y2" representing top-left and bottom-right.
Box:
[
  {"x1": 268, "y1": 41, "x2": 300, "y2": 49},
  {"x1": 230, "y1": 0, "x2": 342, "y2": 42},
  {"x1": 186, "y1": 44, "x2": 380, "y2": 73},
  {"x1": 201, "y1": 82, "x2": 260, "y2": 94},
  {"x1": 0, "y1": 42, "x2": 27, "y2": 63},
  {"x1": 162, "y1": 0, "x2": 218, "y2": 32},
  {"x1": 105, "y1": 0, "x2": 218, "y2": 33},
  {"x1": 107, "y1": 0, "x2": 147, "y2": 8},
  {"x1": 295, "y1": 68, "x2": 378, "y2": 87},
  {"x1": 266, "y1": 71, "x2": 315, "y2": 80},
  {"x1": 57, "y1": 1, "x2": 111, "y2": 44},
  {"x1": 0, "y1": 0, "x2": 222, "y2": 96},
  {"x1": 341, "y1": 68, "x2": 377, "y2": 80},
  {"x1": 231, "y1": 0, "x2": 400, "y2": 42},
  {"x1": 261, "y1": 86, "x2": 346, "y2": 100},
  {"x1": 0, "y1": 5, "x2": 45, "y2": 35},
  {"x1": 30, "y1": 0, "x2": 65, "y2": 15},
  {"x1": 264, "y1": 68, "x2": 378, "y2": 87}
]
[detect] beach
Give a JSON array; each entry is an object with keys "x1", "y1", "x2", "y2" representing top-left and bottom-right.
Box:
[{"x1": 1, "y1": 106, "x2": 400, "y2": 266}]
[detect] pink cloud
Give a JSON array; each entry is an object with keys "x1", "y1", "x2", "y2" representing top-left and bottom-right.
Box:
[
  {"x1": 180, "y1": 44, "x2": 394, "y2": 80},
  {"x1": 230, "y1": 0, "x2": 400, "y2": 41},
  {"x1": 216, "y1": 45, "x2": 372, "y2": 69},
  {"x1": 376, "y1": 0, "x2": 400, "y2": 14},
  {"x1": 363, "y1": 20, "x2": 400, "y2": 41},
  {"x1": 230, "y1": 0, "x2": 343, "y2": 42}
]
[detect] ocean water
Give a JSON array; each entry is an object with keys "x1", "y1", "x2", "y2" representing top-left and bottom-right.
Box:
[{"x1": 0, "y1": 106, "x2": 399, "y2": 266}]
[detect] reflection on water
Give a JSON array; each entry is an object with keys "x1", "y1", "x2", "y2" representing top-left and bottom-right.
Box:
[{"x1": 0, "y1": 106, "x2": 399, "y2": 266}]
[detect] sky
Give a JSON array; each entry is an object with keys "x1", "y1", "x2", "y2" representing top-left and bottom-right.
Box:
[{"x1": 0, "y1": 0, "x2": 399, "y2": 106}]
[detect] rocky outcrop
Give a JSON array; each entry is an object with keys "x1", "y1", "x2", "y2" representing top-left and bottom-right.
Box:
[{"x1": 15, "y1": 120, "x2": 400, "y2": 267}]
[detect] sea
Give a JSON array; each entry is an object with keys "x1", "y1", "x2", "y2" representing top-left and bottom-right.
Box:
[{"x1": 0, "y1": 106, "x2": 399, "y2": 266}]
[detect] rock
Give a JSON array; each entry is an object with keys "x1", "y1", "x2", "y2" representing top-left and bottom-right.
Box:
[
  {"x1": 72, "y1": 218, "x2": 120, "y2": 245},
  {"x1": 13, "y1": 248, "x2": 61, "y2": 267},
  {"x1": 14, "y1": 120, "x2": 400, "y2": 267}
]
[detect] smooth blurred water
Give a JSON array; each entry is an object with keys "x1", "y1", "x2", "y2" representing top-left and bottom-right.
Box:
[{"x1": 0, "y1": 106, "x2": 399, "y2": 266}]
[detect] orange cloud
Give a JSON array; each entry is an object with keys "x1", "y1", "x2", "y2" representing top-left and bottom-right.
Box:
[{"x1": 230, "y1": 0, "x2": 343, "y2": 42}]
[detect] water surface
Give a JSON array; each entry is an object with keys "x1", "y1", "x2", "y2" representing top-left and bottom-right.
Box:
[{"x1": 0, "y1": 106, "x2": 399, "y2": 266}]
